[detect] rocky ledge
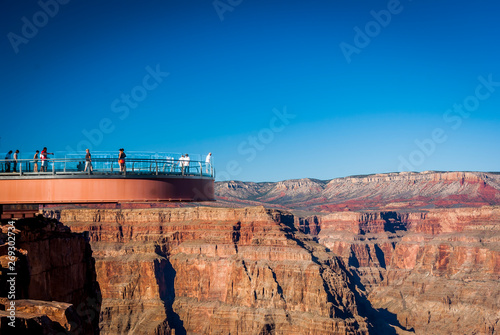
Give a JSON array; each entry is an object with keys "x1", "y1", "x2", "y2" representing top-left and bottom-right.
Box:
[{"x1": 0, "y1": 216, "x2": 101, "y2": 334}]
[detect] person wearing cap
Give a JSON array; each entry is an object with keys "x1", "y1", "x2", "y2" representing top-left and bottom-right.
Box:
[{"x1": 33, "y1": 150, "x2": 39, "y2": 172}]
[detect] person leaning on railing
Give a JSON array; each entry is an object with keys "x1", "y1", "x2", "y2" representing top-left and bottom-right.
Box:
[{"x1": 40, "y1": 147, "x2": 54, "y2": 172}]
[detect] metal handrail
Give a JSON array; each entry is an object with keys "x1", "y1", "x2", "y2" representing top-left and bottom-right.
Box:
[{"x1": 0, "y1": 156, "x2": 215, "y2": 178}]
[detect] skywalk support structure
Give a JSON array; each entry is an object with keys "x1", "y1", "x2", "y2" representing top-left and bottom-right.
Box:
[{"x1": 0, "y1": 152, "x2": 215, "y2": 218}]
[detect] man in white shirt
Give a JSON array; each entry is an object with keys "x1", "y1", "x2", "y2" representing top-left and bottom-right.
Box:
[{"x1": 205, "y1": 152, "x2": 212, "y2": 174}]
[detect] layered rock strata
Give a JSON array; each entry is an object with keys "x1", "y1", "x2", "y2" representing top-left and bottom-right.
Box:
[
  {"x1": 215, "y1": 172, "x2": 500, "y2": 211},
  {"x1": 20, "y1": 204, "x2": 500, "y2": 334},
  {"x1": 59, "y1": 207, "x2": 372, "y2": 334},
  {"x1": 316, "y1": 207, "x2": 500, "y2": 334}
]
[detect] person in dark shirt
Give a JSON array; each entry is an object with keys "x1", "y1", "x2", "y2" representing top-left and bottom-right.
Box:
[
  {"x1": 84, "y1": 149, "x2": 93, "y2": 173},
  {"x1": 118, "y1": 148, "x2": 126, "y2": 172},
  {"x1": 4, "y1": 150, "x2": 12, "y2": 172}
]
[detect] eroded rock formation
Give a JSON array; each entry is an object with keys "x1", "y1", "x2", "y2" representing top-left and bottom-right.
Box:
[
  {"x1": 33, "y1": 205, "x2": 500, "y2": 334},
  {"x1": 60, "y1": 207, "x2": 373, "y2": 334},
  {"x1": 316, "y1": 207, "x2": 500, "y2": 334}
]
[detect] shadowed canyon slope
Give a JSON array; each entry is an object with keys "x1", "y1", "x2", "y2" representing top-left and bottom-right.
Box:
[
  {"x1": 214, "y1": 171, "x2": 500, "y2": 211},
  {"x1": 0, "y1": 217, "x2": 101, "y2": 334}
]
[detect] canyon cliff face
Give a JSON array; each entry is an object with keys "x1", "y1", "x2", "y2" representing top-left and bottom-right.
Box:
[
  {"x1": 59, "y1": 207, "x2": 374, "y2": 335},
  {"x1": 315, "y1": 207, "x2": 500, "y2": 334},
  {"x1": 0, "y1": 216, "x2": 101, "y2": 334},
  {"x1": 214, "y1": 172, "x2": 500, "y2": 211},
  {"x1": 4, "y1": 171, "x2": 499, "y2": 334},
  {"x1": 30, "y1": 204, "x2": 499, "y2": 335},
  {"x1": 9, "y1": 204, "x2": 497, "y2": 334}
]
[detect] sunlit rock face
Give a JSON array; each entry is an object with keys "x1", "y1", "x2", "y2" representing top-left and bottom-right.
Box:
[
  {"x1": 60, "y1": 207, "x2": 371, "y2": 335},
  {"x1": 14, "y1": 202, "x2": 499, "y2": 335},
  {"x1": 214, "y1": 172, "x2": 500, "y2": 211},
  {"x1": 315, "y1": 206, "x2": 500, "y2": 334}
]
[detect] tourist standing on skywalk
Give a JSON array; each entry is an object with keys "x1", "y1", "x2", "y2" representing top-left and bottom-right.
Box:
[
  {"x1": 179, "y1": 155, "x2": 185, "y2": 174},
  {"x1": 4, "y1": 151, "x2": 12, "y2": 172},
  {"x1": 184, "y1": 154, "x2": 190, "y2": 174},
  {"x1": 119, "y1": 148, "x2": 126, "y2": 172},
  {"x1": 13, "y1": 150, "x2": 19, "y2": 172},
  {"x1": 205, "y1": 152, "x2": 212, "y2": 174},
  {"x1": 84, "y1": 149, "x2": 93, "y2": 173},
  {"x1": 40, "y1": 147, "x2": 54, "y2": 172},
  {"x1": 33, "y1": 150, "x2": 39, "y2": 172}
]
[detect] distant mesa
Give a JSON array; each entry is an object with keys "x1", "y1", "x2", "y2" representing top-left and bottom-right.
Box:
[{"x1": 214, "y1": 171, "x2": 500, "y2": 212}]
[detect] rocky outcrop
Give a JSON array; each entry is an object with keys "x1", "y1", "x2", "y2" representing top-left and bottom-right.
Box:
[
  {"x1": 214, "y1": 172, "x2": 500, "y2": 211},
  {"x1": 0, "y1": 216, "x2": 101, "y2": 334},
  {"x1": 315, "y1": 206, "x2": 500, "y2": 334},
  {"x1": 0, "y1": 298, "x2": 88, "y2": 333},
  {"x1": 59, "y1": 207, "x2": 374, "y2": 334}
]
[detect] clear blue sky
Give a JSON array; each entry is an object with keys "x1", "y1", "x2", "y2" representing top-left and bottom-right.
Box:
[{"x1": 1, "y1": 0, "x2": 499, "y2": 181}]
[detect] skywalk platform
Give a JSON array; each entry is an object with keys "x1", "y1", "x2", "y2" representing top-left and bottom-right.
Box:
[{"x1": 0, "y1": 152, "x2": 215, "y2": 205}]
